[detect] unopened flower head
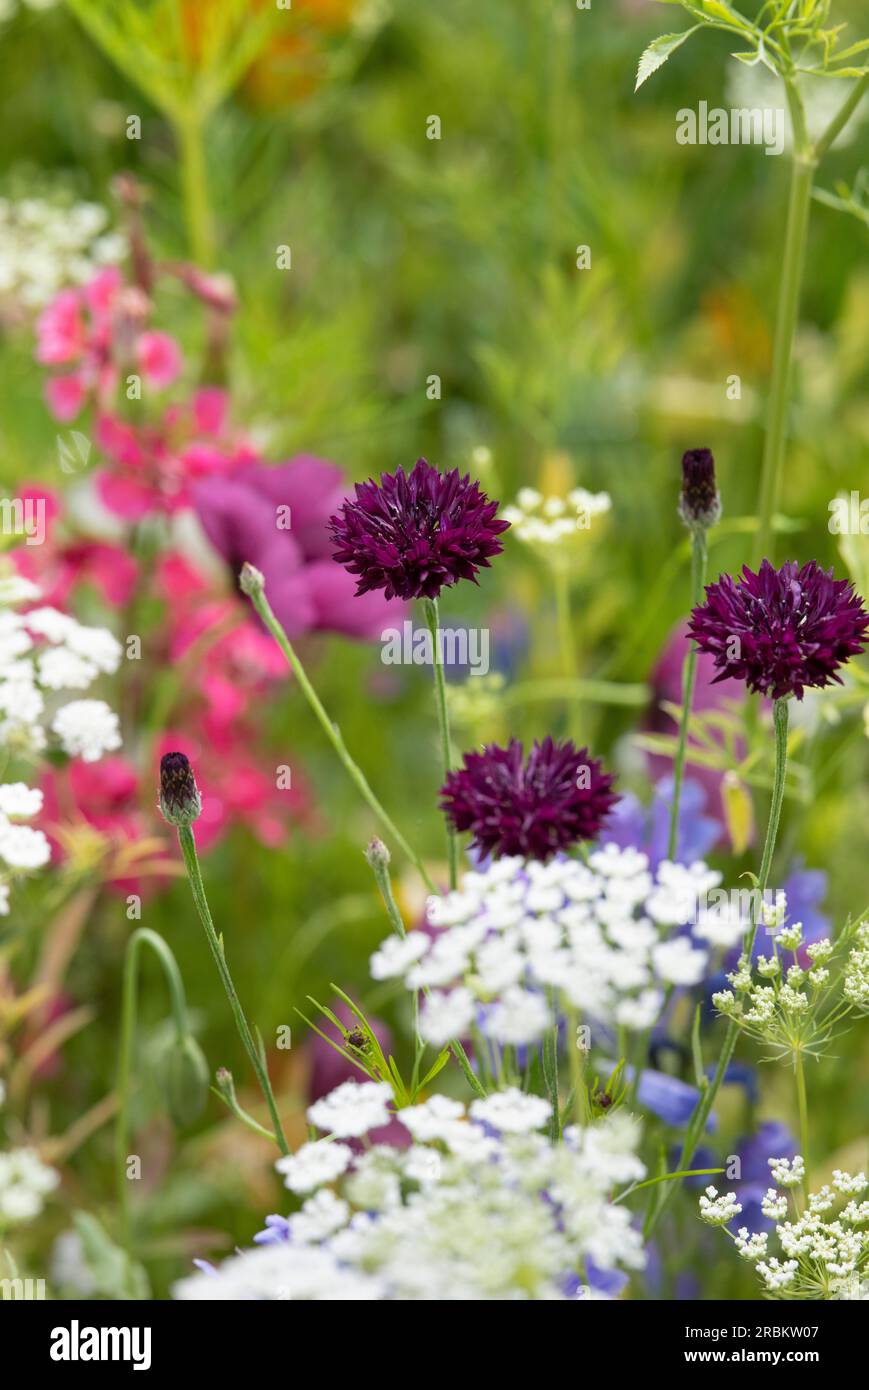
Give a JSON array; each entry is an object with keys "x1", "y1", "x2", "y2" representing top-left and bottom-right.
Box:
[
  {"x1": 679, "y1": 447, "x2": 721, "y2": 533},
  {"x1": 159, "y1": 751, "x2": 202, "y2": 828}
]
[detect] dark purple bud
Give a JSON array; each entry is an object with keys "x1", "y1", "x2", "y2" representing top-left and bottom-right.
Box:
[
  {"x1": 159, "y1": 751, "x2": 202, "y2": 827},
  {"x1": 679, "y1": 447, "x2": 721, "y2": 532}
]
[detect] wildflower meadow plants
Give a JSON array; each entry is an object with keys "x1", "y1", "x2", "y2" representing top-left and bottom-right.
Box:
[{"x1": 1, "y1": 0, "x2": 868, "y2": 1323}]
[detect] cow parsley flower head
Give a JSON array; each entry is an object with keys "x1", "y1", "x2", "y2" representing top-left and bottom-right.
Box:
[
  {"x1": 703, "y1": 1158, "x2": 869, "y2": 1299},
  {"x1": 374, "y1": 847, "x2": 722, "y2": 1052},
  {"x1": 174, "y1": 1095, "x2": 647, "y2": 1301},
  {"x1": 688, "y1": 560, "x2": 869, "y2": 701},
  {"x1": 0, "y1": 1147, "x2": 60, "y2": 1225},
  {"x1": 329, "y1": 458, "x2": 510, "y2": 601},
  {"x1": 440, "y1": 736, "x2": 618, "y2": 861},
  {"x1": 306, "y1": 1080, "x2": 393, "y2": 1139},
  {"x1": 275, "y1": 1141, "x2": 354, "y2": 1195},
  {"x1": 51, "y1": 699, "x2": 121, "y2": 762}
]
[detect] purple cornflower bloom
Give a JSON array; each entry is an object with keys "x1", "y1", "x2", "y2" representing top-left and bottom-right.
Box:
[
  {"x1": 329, "y1": 458, "x2": 510, "y2": 602},
  {"x1": 440, "y1": 736, "x2": 618, "y2": 862},
  {"x1": 688, "y1": 559, "x2": 869, "y2": 700}
]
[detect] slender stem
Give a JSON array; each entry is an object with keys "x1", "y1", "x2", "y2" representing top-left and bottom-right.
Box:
[
  {"x1": 813, "y1": 73, "x2": 869, "y2": 163},
  {"x1": 794, "y1": 1049, "x2": 810, "y2": 1205},
  {"x1": 753, "y1": 81, "x2": 815, "y2": 568},
  {"x1": 366, "y1": 843, "x2": 484, "y2": 1098},
  {"x1": 177, "y1": 825, "x2": 288, "y2": 1155},
  {"x1": 116, "y1": 928, "x2": 192, "y2": 1254},
  {"x1": 543, "y1": 988, "x2": 562, "y2": 1141},
  {"x1": 647, "y1": 698, "x2": 790, "y2": 1236},
  {"x1": 667, "y1": 529, "x2": 707, "y2": 861},
  {"x1": 565, "y1": 1004, "x2": 588, "y2": 1129},
  {"x1": 249, "y1": 582, "x2": 435, "y2": 892},
  {"x1": 422, "y1": 597, "x2": 458, "y2": 890},
  {"x1": 175, "y1": 112, "x2": 215, "y2": 267}
]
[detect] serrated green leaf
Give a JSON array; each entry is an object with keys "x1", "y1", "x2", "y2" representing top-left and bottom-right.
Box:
[{"x1": 635, "y1": 28, "x2": 700, "y2": 92}]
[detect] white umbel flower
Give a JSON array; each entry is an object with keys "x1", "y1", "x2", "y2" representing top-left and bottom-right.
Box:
[
  {"x1": 275, "y1": 1141, "x2": 353, "y2": 1195},
  {"x1": 51, "y1": 699, "x2": 121, "y2": 761},
  {"x1": 307, "y1": 1081, "x2": 393, "y2": 1139}
]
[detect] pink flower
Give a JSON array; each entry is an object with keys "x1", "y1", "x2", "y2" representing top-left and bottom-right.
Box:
[
  {"x1": 12, "y1": 485, "x2": 138, "y2": 609},
  {"x1": 39, "y1": 757, "x2": 173, "y2": 896},
  {"x1": 193, "y1": 457, "x2": 407, "y2": 642},
  {"x1": 36, "y1": 289, "x2": 86, "y2": 364},
  {"x1": 36, "y1": 268, "x2": 182, "y2": 424},
  {"x1": 137, "y1": 330, "x2": 183, "y2": 389},
  {"x1": 94, "y1": 389, "x2": 252, "y2": 518},
  {"x1": 45, "y1": 374, "x2": 88, "y2": 422}
]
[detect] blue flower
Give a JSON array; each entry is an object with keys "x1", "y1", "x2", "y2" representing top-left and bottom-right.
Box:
[
  {"x1": 604, "y1": 777, "x2": 719, "y2": 868},
  {"x1": 253, "y1": 1214, "x2": 291, "y2": 1245}
]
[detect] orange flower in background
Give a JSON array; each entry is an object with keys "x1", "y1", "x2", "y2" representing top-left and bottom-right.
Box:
[
  {"x1": 245, "y1": 0, "x2": 359, "y2": 109},
  {"x1": 179, "y1": 0, "x2": 358, "y2": 107}
]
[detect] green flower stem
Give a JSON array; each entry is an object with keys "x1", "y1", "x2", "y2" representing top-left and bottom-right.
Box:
[
  {"x1": 422, "y1": 597, "x2": 458, "y2": 890},
  {"x1": 543, "y1": 988, "x2": 562, "y2": 1142},
  {"x1": 176, "y1": 824, "x2": 289, "y2": 1156},
  {"x1": 667, "y1": 528, "x2": 708, "y2": 860},
  {"x1": 175, "y1": 111, "x2": 215, "y2": 268},
  {"x1": 794, "y1": 1050, "x2": 811, "y2": 1206},
  {"x1": 753, "y1": 72, "x2": 869, "y2": 567},
  {"x1": 565, "y1": 1004, "x2": 589, "y2": 1129},
  {"x1": 249, "y1": 581, "x2": 436, "y2": 892},
  {"x1": 116, "y1": 928, "x2": 192, "y2": 1253},
  {"x1": 647, "y1": 698, "x2": 790, "y2": 1236},
  {"x1": 366, "y1": 840, "x2": 485, "y2": 1099}
]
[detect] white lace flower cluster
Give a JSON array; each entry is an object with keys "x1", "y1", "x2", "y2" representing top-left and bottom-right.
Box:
[
  {"x1": 0, "y1": 186, "x2": 123, "y2": 313},
  {"x1": 0, "y1": 1146, "x2": 60, "y2": 1226},
  {"x1": 370, "y1": 848, "x2": 721, "y2": 1048},
  {"x1": 712, "y1": 906, "x2": 865, "y2": 1060},
  {"x1": 0, "y1": 586, "x2": 122, "y2": 759},
  {"x1": 173, "y1": 1082, "x2": 647, "y2": 1302},
  {"x1": 0, "y1": 578, "x2": 123, "y2": 911},
  {"x1": 843, "y1": 921, "x2": 869, "y2": 1013},
  {"x1": 700, "y1": 1156, "x2": 869, "y2": 1299},
  {"x1": 501, "y1": 486, "x2": 612, "y2": 548}
]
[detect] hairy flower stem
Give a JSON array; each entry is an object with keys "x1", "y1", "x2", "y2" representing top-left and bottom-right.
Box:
[
  {"x1": 249, "y1": 583, "x2": 435, "y2": 892},
  {"x1": 116, "y1": 928, "x2": 191, "y2": 1254},
  {"x1": 366, "y1": 841, "x2": 484, "y2": 1098},
  {"x1": 754, "y1": 74, "x2": 869, "y2": 566},
  {"x1": 177, "y1": 825, "x2": 289, "y2": 1155},
  {"x1": 648, "y1": 698, "x2": 790, "y2": 1236},
  {"x1": 667, "y1": 529, "x2": 707, "y2": 860},
  {"x1": 794, "y1": 1050, "x2": 810, "y2": 1206},
  {"x1": 423, "y1": 597, "x2": 458, "y2": 890},
  {"x1": 543, "y1": 988, "x2": 562, "y2": 1141}
]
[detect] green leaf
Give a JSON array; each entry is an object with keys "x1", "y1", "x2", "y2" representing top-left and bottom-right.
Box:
[
  {"x1": 691, "y1": 1004, "x2": 706, "y2": 1090},
  {"x1": 417, "y1": 1047, "x2": 451, "y2": 1091},
  {"x1": 635, "y1": 28, "x2": 701, "y2": 91}
]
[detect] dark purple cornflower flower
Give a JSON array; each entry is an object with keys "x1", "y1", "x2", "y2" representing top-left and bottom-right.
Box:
[
  {"x1": 329, "y1": 458, "x2": 510, "y2": 602},
  {"x1": 688, "y1": 559, "x2": 869, "y2": 701},
  {"x1": 679, "y1": 447, "x2": 721, "y2": 532},
  {"x1": 439, "y1": 736, "x2": 618, "y2": 862}
]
